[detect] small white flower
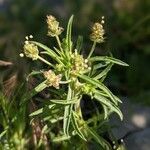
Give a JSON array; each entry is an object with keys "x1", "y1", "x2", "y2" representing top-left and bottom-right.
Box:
[
  {"x1": 25, "y1": 41, "x2": 29, "y2": 44},
  {"x1": 19, "y1": 53, "x2": 24, "y2": 57},
  {"x1": 84, "y1": 59, "x2": 88, "y2": 63},
  {"x1": 25, "y1": 36, "x2": 29, "y2": 40},
  {"x1": 29, "y1": 35, "x2": 33, "y2": 38}
]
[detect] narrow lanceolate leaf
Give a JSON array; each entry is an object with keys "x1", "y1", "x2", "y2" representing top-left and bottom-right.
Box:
[
  {"x1": 71, "y1": 111, "x2": 86, "y2": 141},
  {"x1": 102, "y1": 104, "x2": 109, "y2": 119},
  {"x1": 86, "y1": 126, "x2": 112, "y2": 150},
  {"x1": 95, "y1": 90, "x2": 122, "y2": 103},
  {"x1": 31, "y1": 41, "x2": 61, "y2": 63},
  {"x1": 89, "y1": 56, "x2": 129, "y2": 66},
  {"x1": 90, "y1": 62, "x2": 108, "y2": 77},
  {"x1": 48, "y1": 116, "x2": 64, "y2": 123},
  {"x1": 93, "y1": 62, "x2": 108, "y2": 71},
  {"x1": 94, "y1": 93, "x2": 123, "y2": 120},
  {"x1": 0, "y1": 128, "x2": 8, "y2": 139},
  {"x1": 26, "y1": 70, "x2": 42, "y2": 81},
  {"x1": 77, "y1": 74, "x2": 118, "y2": 105},
  {"x1": 76, "y1": 35, "x2": 83, "y2": 53},
  {"x1": 40, "y1": 51, "x2": 63, "y2": 64},
  {"x1": 63, "y1": 85, "x2": 73, "y2": 136},
  {"x1": 50, "y1": 98, "x2": 78, "y2": 105},
  {"x1": 29, "y1": 104, "x2": 55, "y2": 117},
  {"x1": 20, "y1": 80, "x2": 47, "y2": 105},
  {"x1": 94, "y1": 63, "x2": 113, "y2": 80},
  {"x1": 53, "y1": 135, "x2": 71, "y2": 142},
  {"x1": 66, "y1": 15, "x2": 74, "y2": 52}
]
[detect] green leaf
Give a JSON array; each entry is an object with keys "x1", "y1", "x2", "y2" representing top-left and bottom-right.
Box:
[
  {"x1": 86, "y1": 126, "x2": 112, "y2": 150},
  {"x1": 89, "y1": 56, "x2": 129, "y2": 66},
  {"x1": 50, "y1": 98, "x2": 78, "y2": 105},
  {"x1": 26, "y1": 70, "x2": 42, "y2": 81},
  {"x1": 76, "y1": 35, "x2": 83, "y2": 53},
  {"x1": 95, "y1": 90, "x2": 122, "y2": 103},
  {"x1": 93, "y1": 62, "x2": 108, "y2": 70},
  {"x1": 31, "y1": 41, "x2": 61, "y2": 63},
  {"x1": 0, "y1": 128, "x2": 8, "y2": 139},
  {"x1": 61, "y1": 38, "x2": 70, "y2": 60},
  {"x1": 53, "y1": 135, "x2": 71, "y2": 142},
  {"x1": 47, "y1": 116, "x2": 63, "y2": 123},
  {"x1": 40, "y1": 51, "x2": 63, "y2": 64},
  {"x1": 77, "y1": 74, "x2": 118, "y2": 105},
  {"x1": 66, "y1": 15, "x2": 74, "y2": 52},
  {"x1": 63, "y1": 85, "x2": 73, "y2": 136},
  {"x1": 89, "y1": 62, "x2": 108, "y2": 77},
  {"x1": 102, "y1": 105, "x2": 109, "y2": 119},
  {"x1": 71, "y1": 111, "x2": 86, "y2": 141},
  {"x1": 94, "y1": 63, "x2": 113, "y2": 80},
  {"x1": 20, "y1": 80, "x2": 47, "y2": 105},
  {"x1": 29, "y1": 104, "x2": 55, "y2": 117},
  {"x1": 94, "y1": 93, "x2": 123, "y2": 120}
]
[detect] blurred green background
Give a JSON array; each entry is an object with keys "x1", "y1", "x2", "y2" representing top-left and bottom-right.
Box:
[{"x1": 0, "y1": 0, "x2": 150, "y2": 104}]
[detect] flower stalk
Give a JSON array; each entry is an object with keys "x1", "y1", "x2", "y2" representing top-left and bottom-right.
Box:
[{"x1": 87, "y1": 41, "x2": 96, "y2": 59}]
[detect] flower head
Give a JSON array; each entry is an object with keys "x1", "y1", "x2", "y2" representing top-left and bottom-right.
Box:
[
  {"x1": 71, "y1": 51, "x2": 90, "y2": 75},
  {"x1": 90, "y1": 17, "x2": 105, "y2": 43},
  {"x1": 46, "y1": 15, "x2": 64, "y2": 37},
  {"x1": 43, "y1": 70, "x2": 62, "y2": 89},
  {"x1": 23, "y1": 41, "x2": 39, "y2": 60}
]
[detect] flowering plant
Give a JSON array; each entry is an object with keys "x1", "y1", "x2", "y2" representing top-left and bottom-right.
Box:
[{"x1": 20, "y1": 15, "x2": 128, "y2": 149}]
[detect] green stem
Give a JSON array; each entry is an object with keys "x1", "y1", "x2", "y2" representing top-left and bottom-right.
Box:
[
  {"x1": 87, "y1": 42, "x2": 96, "y2": 59},
  {"x1": 56, "y1": 36, "x2": 63, "y2": 52},
  {"x1": 38, "y1": 56, "x2": 54, "y2": 67}
]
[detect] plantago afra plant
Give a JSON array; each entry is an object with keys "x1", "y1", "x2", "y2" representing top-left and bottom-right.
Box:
[{"x1": 19, "y1": 15, "x2": 128, "y2": 149}]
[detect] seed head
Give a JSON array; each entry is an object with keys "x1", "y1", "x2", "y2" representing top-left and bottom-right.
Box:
[
  {"x1": 43, "y1": 70, "x2": 62, "y2": 89},
  {"x1": 90, "y1": 18, "x2": 105, "y2": 43},
  {"x1": 46, "y1": 15, "x2": 64, "y2": 37},
  {"x1": 23, "y1": 42, "x2": 39, "y2": 60}
]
